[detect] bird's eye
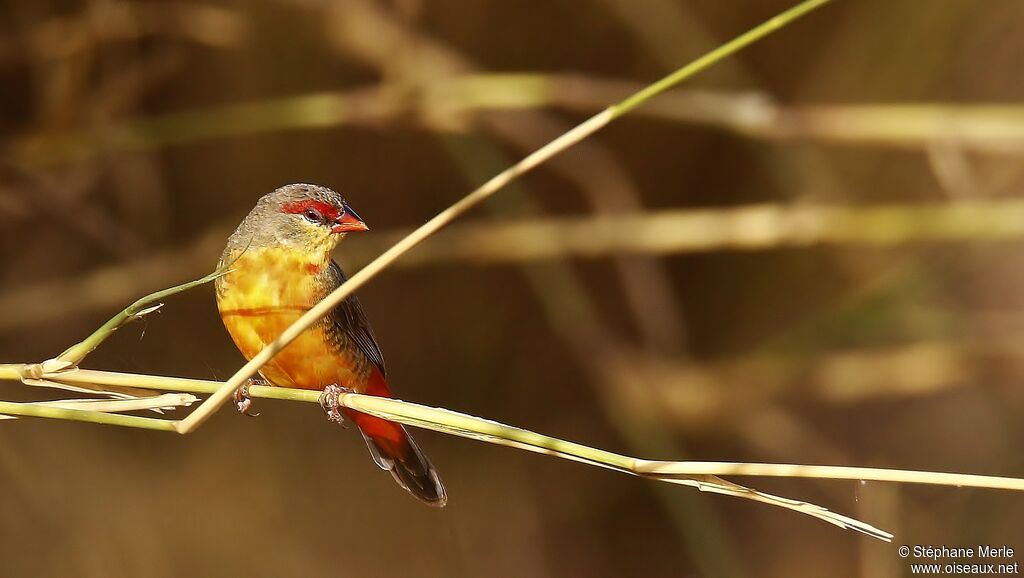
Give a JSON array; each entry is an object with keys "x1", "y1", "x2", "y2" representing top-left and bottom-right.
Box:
[{"x1": 303, "y1": 207, "x2": 323, "y2": 223}]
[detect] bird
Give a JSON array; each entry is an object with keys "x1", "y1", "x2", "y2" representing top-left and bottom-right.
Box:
[{"x1": 214, "y1": 183, "x2": 446, "y2": 506}]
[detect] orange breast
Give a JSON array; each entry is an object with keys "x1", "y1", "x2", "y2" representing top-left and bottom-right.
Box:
[{"x1": 216, "y1": 247, "x2": 367, "y2": 391}]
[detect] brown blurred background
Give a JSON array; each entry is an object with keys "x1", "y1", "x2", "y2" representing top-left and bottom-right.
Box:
[{"x1": 2, "y1": 0, "x2": 1024, "y2": 576}]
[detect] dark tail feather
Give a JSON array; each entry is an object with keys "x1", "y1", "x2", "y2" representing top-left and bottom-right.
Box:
[{"x1": 351, "y1": 412, "x2": 447, "y2": 507}]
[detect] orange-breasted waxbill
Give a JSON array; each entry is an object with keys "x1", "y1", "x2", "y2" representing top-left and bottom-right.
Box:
[{"x1": 215, "y1": 183, "x2": 446, "y2": 506}]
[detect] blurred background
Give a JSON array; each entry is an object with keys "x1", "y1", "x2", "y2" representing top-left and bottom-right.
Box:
[{"x1": 2, "y1": 0, "x2": 1024, "y2": 576}]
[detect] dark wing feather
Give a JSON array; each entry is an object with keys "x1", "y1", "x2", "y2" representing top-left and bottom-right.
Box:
[{"x1": 325, "y1": 261, "x2": 386, "y2": 376}]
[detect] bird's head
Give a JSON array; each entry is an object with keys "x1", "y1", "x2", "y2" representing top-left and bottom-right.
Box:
[{"x1": 234, "y1": 183, "x2": 369, "y2": 258}]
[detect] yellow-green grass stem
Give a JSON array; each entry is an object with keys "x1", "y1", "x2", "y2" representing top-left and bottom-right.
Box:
[
  {"x1": 0, "y1": 401, "x2": 177, "y2": 431},
  {"x1": 57, "y1": 266, "x2": 231, "y2": 365},
  {"x1": 609, "y1": 0, "x2": 830, "y2": 118},
  {"x1": 20, "y1": 368, "x2": 1024, "y2": 492},
  {"x1": 0, "y1": 372, "x2": 894, "y2": 539}
]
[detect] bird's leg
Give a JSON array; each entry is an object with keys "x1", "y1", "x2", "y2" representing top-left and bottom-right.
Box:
[
  {"x1": 319, "y1": 383, "x2": 352, "y2": 428},
  {"x1": 233, "y1": 377, "x2": 267, "y2": 417}
]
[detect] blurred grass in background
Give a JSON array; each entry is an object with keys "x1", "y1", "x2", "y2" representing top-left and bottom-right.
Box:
[{"x1": 2, "y1": 0, "x2": 1024, "y2": 576}]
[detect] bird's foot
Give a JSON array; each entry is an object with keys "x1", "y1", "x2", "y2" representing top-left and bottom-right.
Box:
[
  {"x1": 319, "y1": 384, "x2": 352, "y2": 428},
  {"x1": 233, "y1": 378, "x2": 265, "y2": 417}
]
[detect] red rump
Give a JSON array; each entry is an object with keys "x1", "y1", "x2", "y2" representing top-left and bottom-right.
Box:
[
  {"x1": 343, "y1": 368, "x2": 411, "y2": 459},
  {"x1": 280, "y1": 200, "x2": 342, "y2": 222}
]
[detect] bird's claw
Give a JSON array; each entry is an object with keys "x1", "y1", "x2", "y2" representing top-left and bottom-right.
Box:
[
  {"x1": 319, "y1": 384, "x2": 351, "y2": 428},
  {"x1": 233, "y1": 380, "x2": 262, "y2": 417}
]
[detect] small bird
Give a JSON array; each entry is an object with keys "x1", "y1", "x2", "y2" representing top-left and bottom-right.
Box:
[{"x1": 215, "y1": 183, "x2": 446, "y2": 506}]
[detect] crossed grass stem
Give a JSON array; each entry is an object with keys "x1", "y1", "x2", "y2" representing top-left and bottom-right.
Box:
[{"x1": 8, "y1": 0, "x2": 1003, "y2": 542}]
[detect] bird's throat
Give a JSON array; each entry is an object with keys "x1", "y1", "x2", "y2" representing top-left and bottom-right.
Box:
[{"x1": 216, "y1": 246, "x2": 330, "y2": 313}]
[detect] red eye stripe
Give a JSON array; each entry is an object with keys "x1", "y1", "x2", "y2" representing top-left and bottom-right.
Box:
[{"x1": 280, "y1": 200, "x2": 341, "y2": 222}]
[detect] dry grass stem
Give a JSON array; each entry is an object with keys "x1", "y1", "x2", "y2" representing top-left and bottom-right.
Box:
[
  {"x1": 18, "y1": 78, "x2": 1024, "y2": 165},
  {"x1": 371, "y1": 199, "x2": 1024, "y2": 264}
]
